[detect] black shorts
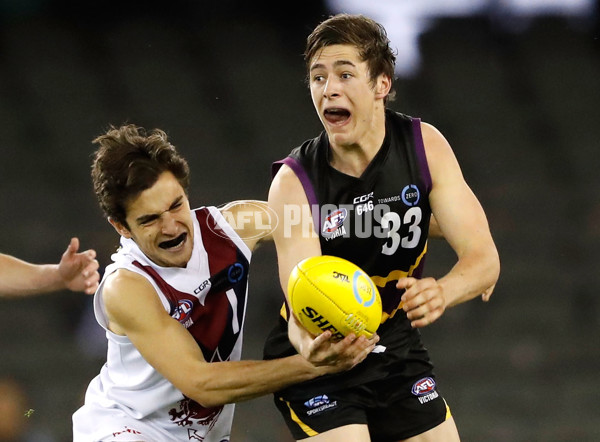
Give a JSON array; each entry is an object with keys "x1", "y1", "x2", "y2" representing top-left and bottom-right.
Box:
[{"x1": 273, "y1": 374, "x2": 450, "y2": 441}]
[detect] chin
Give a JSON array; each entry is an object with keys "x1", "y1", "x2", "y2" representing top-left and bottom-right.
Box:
[
  {"x1": 164, "y1": 257, "x2": 188, "y2": 269},
  {"x1": 330, "y1": 133, "x2": 356, "y2": 148}
]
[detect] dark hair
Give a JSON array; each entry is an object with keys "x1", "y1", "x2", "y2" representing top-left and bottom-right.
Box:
[
  {"x1": 304, "y1": 13, "x2": 397, "y2": 100},
  {"x1": 91, "y1": 124, "x2": 190, "y2": 228}
]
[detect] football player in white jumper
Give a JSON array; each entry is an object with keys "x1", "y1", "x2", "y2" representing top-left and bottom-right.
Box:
[{"x1": 72, "y1": 124, "x2": 378, "y2": 442}]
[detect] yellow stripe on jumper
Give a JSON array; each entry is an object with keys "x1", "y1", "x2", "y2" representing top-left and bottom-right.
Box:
[
  {"x1": 279, "y1": 242, "x2": 428, "y2": 322},
  {"x1": 370, "y1": 242, "x2": 428, "y2": 323},
  {"x1": 279, "y1": 397, "x2": 318, "y2": 437}
]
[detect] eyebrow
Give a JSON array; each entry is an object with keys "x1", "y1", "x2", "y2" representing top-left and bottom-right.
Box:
[
  {"x1": 310, "y1": 59, "x2": 357, "y2": 72},
  {"x1": 135, "y1": 195, "x2": 184, "y2": 225}
]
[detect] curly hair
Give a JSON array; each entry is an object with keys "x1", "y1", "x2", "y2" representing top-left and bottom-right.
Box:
[{"x1": 91, "y1": 124, "x2": 190, "y2": 228}]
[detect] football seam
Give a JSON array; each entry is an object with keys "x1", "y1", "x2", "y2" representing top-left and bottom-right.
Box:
[
  {"x1": 296, "y1": 267, "x2": 347, "y2": 316},
  {"x1": 296, "y1": 266, "x2": 372, "y2": 334}
]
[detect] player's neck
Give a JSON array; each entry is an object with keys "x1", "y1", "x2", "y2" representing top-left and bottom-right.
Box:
[{"x1": 329, "y1": 121, "x2": 385, "y2": 178}]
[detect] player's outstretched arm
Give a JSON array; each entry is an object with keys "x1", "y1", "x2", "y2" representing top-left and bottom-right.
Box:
[
  {"x1": 268, "y1": 164, "x2": 322, "y2": 293},
  {"x1": 268, "y1": 165, "x2": 379, "y2": 364},
  {"x1": 102, "y1": 269, "x2": 374, "y2": 409},
  {"x1": 288, "y1": 313, "x2": 378, "y2": 369},
  {"x1": 0, "y1": 237, "x2": 100, "y2": 297},
  {"x1": 268, "y1": 165, "x2": 321, "y2": 349}
]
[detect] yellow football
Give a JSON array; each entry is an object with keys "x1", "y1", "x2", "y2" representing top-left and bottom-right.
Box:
[{"x1": 288, "y1": 255, "x2": 382, "y2": 339}]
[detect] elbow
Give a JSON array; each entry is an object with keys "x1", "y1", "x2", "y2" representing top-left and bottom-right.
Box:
[
  {"x1": 477, "y1": 237, "x2": 500, "y2": 287},
  {"x1": 445, "y1": 243, "x2": 501, "y2": 307},
  {"x1": 489, "y1": 245, "x2": 501, "y2": 286},
  {"x1": 482, "y1": 250, "x2": 500, "y2": 302},
  {"x1": 480, "y1": 246, "x2": 500, "y2": 299},
  {"x1": 182, "y1": 386, "x2": 229, "y2": 409},
  {"x1": 178, "y1": 374, "x2": 230, "y2": 409},
  {"x1": 196, "y1": 396, "x2": 227, "y2": 409}
]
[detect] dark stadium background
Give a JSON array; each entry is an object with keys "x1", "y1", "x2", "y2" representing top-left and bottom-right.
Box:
[{"x1": 0, "y1": 1, "x2": 599, "y2": 440}]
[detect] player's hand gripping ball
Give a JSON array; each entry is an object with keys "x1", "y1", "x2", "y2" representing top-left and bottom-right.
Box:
[{"x1": 288, "y1": 255, "x2": 382, "y2": 340}]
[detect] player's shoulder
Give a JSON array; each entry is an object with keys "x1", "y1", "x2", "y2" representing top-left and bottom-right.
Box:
[
  {"x1": 269, "y1": 164, "x2": 309, "y2": 213},
  {"x1": 419, "y1": 120, "x2": 443, "y2": 142},
  {"x1": 417, "y1": 121, "x2": 464, "y2": 190},
  {"x1": 101, "y1": 268, "x2": 160, "y2": 332},
  {"x1": 272, "y1": 162, "x2": 298, "y2": 184},
  {"x1": 418, "y1": 121, "x2": 456, "y2": 164},
  {"x1": 103, "y1": 268, "x2": 154, "y2": 306}
]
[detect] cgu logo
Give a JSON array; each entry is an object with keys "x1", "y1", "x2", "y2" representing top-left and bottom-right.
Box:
[
  {"x1": 322, "y1": 208, "x2": 348, "y2": 233},
  {"x1": 353, "y1": 192, "x2": 373, "y2": 204},
  {"x1": 411, "y1": 377, "x2": 436, "y2": 396},
  {"x1": 332, "y1": 271, "x2": 349, "y2": 282},
  {"x1": 172, "y1": 299, "x2": 194, "y2": 323}
]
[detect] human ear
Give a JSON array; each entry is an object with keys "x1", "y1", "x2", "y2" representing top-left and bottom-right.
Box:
[
  {"x1": 108, "y1": 217, "x2": 132, "y2": 238},
  {"x1": 375, "y1": 74, "x2": 392, "y2": 99}
]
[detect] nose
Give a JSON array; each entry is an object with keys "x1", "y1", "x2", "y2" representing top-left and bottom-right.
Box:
[
  {"x1": 323, "y1": 77, "x2": 341, "y2": 99},
  {"x1": 161, "y1": 212, "x2": 178, "y2": 235}
]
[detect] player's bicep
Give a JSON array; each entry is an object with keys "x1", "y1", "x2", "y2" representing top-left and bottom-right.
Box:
[
  {"x1": 422, "y1": 122, "x2": 494, "y2": 254},
  {"x1": 103, "y1": 271, "x2": 207, "y2": 391},
  {"x1": 269, "y1": 165, "x2": 321, "y2": 297}
]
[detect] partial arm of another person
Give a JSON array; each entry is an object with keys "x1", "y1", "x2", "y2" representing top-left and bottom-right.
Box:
[
  {"x1": 103, "y1": 269, "x2": 375, "y2": 409},
  {"x1": 0, "y1": 237, "x2": 100, "y2": 297},
  {"x1": 398, "y1": 122, "x2": 500, "y2": 327},
  {"x1": 219, "y1": 199, "x2": 274, "y2": 251}
]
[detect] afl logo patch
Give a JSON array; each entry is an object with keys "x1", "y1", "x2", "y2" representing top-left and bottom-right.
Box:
[
  {"x1": 172, "y1": 299, "x2": 194, "y2": 323},
  {"x1": 322, "y1": 208, "x2": 347, "y2": 233},
  {"x1": 401, "y1": 184, "x2": 420, "y2": 207},
  {"x1": 411, "y1": 377, "x2": 436, "y2": 396}
]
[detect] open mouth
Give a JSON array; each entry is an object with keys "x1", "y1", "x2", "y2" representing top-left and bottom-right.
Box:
[
  {"x1": 159, "y1": 232, "x2": 187, "y2": 250},
  {"x1": 324, "y1": 108, "x2": 351, "y2": 124}
]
